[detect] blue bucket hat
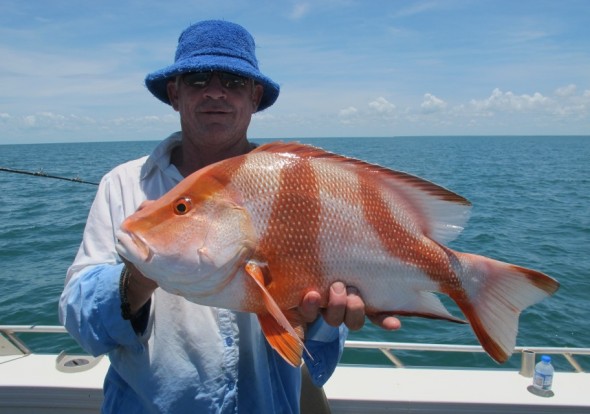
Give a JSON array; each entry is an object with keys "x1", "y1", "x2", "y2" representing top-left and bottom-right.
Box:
[{"x1": 145, "y1": 20, "x2": 280, "y2": 112}]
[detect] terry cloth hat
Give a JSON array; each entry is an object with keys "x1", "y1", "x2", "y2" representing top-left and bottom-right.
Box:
[{"x1": 145, "y1": 20, "x2": 280, "y2": 112}]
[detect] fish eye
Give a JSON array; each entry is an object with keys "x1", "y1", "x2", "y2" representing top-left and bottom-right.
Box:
[{"x1": 173, "y1": 197, "x2": 192, "y2": 215}]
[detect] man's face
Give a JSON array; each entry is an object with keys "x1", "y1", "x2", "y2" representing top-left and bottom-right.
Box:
[{"x1": 167, "y1": 72, "x2": 264, "y2": 148}]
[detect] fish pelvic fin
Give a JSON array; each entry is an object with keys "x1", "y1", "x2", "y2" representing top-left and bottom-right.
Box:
[
  {"x1": 451, "y1": 252, "x2": 560, "y2": 363},
  {"x1": 245, "y1": 261, "x2": 308, "y2": 367}
]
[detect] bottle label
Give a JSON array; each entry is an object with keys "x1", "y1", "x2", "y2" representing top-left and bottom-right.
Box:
[{"x1": 533, "y1": 372, "x2": 553, "y2": 390}]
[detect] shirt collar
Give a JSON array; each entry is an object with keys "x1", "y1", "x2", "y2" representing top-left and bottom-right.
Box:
[{"x1": 140, "y1": 131, "x2": 183, "y2": 181}]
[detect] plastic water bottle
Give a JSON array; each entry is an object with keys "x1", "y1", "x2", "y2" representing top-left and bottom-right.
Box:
[{"x1": 533, "y1": 355, "x2": 554, "y2": 392}]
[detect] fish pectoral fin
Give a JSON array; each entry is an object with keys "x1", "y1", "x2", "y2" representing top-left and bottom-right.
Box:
[
  {"x1": 245, "y1": 261, "x2": 308, "y2": 367},
  {"x1": 257, "y1": 311, "x2": 306, "y2": 367}
]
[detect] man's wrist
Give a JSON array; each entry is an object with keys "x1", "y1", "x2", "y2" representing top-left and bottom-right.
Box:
[
  {"x1": 119, "y1": 263, "x2": 157, "y2": 319},
  {"x1": 119, "y1": 265, "x2": 138, "y2": 319}
]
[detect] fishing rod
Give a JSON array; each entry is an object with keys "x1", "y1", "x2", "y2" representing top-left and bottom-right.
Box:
[{"x1": 0, "y1": 166, "x2": 99, "y2": 186}]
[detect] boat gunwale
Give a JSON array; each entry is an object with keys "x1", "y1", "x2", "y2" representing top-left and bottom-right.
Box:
[{"x1": 2, "y1": 324, "x2": 589, "y2": 372}]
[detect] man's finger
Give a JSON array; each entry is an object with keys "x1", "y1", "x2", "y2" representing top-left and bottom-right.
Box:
[
  {"x1": 368, "y1": 313, "x2": 402, "y2": 331},
  {"x1": 299, "y1": 291, "x2": 322, "y2": 323},
  {"x1": 322, "y1": 282, "x2": 347, "y2": 326},
  {"x1": 343, "y1": 287, "x2": 365, "y2": 331}
]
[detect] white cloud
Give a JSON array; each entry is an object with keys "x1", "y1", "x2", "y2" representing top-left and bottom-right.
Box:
[
  {"x1": 338, "y1": 106, "x2": 358, "y2": 124},
  {"x1": 331, "y1": 87, "x2": 587, "y2": 134},
  {"x1": 470, "y1": 88, "x2": 551, "y2": 113},
  {"x1": 368, "y1": 97, "x2": 396, "y2": 114},
  {"x1": 5, "y1": 112, "x2": 98, "y2": 131},
  {"x1": 555, "y1": 84, "x2": 577, "y2": 97},
  {"x1": 0, "y1": 112, "x2": 178, "y2": 142},
  {"x1": 338, "y1": 106, "x2": 358, "y2": 117},
  {"x1": 420, "y1": 93, "x2": 447, "y2": 114},
  {"x1": 253, "y1": 112, "x2": 276, "y2": 122},
  {"x1": 289, "y1": 3, "x2": 311, "y2": 20},
  {"x1": 548, "y1": 88, "x2": 590, "y2": 119},
  {"x1": 23, "y1": 115, "x2": 37, "y2": 127},
  {"x1": 394, "y1": 2, "x2": 442, "y2": 18}
]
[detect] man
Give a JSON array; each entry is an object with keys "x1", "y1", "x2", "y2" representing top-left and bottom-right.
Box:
[{"x1": 60, "y1": 20, "x2": 400, "y2": 413}]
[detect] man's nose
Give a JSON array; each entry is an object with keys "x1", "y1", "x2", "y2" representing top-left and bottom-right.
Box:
[{"x1": 203, "y1": 73, "x2": 227, "y2": 99}]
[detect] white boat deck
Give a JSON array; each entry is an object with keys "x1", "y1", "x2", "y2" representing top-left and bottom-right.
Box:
[
  {"x1": 326, "y1": 365, "x2": 590, "y2": 413},
  {"x1": 0, "y1": 353, "x2": 107, "y2": 414},
  {"x1": 1, "y1": 325, "x2": 590, "y2": 413}
]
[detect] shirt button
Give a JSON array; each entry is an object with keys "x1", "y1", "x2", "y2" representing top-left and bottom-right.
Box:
[
  {"x1": 225, "y1": 337, "x2": 234, "y2": 346},
  {"x1": 315, "y1": 372, "x2": 325, "y2": 382}
]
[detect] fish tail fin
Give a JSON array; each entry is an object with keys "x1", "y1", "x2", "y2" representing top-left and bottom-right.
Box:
[{"x1": 451, "y1": 252, "x2": 559, "y2": 363}]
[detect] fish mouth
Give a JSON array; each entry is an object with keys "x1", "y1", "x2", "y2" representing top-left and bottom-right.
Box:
[{"x1": 115, "y1": 230, "x2": 153, "y2": 263}]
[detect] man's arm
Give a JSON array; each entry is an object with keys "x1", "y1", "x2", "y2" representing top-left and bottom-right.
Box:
[{"x1": 59, "y1": 170, "x2": 149, "y2": 356}]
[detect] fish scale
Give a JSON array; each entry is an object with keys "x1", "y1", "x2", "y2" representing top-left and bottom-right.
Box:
[{"x1": 116, "y1": 141, "x2": 560, "y2": 367}]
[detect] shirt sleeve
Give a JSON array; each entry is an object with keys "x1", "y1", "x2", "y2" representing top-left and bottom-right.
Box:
[
  {"x1": 61, "y1": 263, "x2": 146, "y2": 356},
  {"x1": 62, "y1": 166, "x2": 144, "y2": 284},
  {"x1": 302, "y1": 318, "x2": 348, "y2": 387},
  {"x1": 59, "y1": 167, "x2": 148, "y2": 356}
]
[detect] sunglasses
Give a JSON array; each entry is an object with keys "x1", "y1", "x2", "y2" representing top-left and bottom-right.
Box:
[{"x1": 182, "y1": 71, "x2": 250, "y2": 89}]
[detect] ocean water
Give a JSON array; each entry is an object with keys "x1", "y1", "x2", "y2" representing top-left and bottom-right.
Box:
[{"x1": 1, "y1": 136, "x2": 588, "y2": 371}]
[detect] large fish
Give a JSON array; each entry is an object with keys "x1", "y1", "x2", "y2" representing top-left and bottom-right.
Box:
[{"x1": 116, "y1": 142, "x2": 559, "y2": 366}]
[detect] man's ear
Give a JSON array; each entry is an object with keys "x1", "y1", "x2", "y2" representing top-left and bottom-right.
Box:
[
  {"x1": 167, "y1": 79, "x2": 180, "y2": 111},
  {"x1": 252, "y1": 84, "x2": 264, "y2": 112}
]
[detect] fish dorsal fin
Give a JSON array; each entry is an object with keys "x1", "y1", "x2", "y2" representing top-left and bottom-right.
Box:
[
  {"x1": 245, "y1": 260, "x2": 308, "y2": 367},
  {"x1": 372, "y1": 167, "x2": 472, "y2": 243},
  {"x1": 252, "y1": 141, "x2": 339, "y2": 156},
  {"x1": 253, "y1": 141, "x2": 471, "y2": 243}
]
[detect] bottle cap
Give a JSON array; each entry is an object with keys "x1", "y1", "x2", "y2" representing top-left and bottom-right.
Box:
[{"x1": 541, "y1": 355, "x2": 551, "y2": 363}]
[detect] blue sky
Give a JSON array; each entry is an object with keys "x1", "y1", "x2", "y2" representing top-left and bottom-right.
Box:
[{"x1": 1, "y1": 0, "x2": 589, "y2": 144}]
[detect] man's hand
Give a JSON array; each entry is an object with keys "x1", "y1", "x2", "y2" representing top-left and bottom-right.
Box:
[{"x1": 298, "y1": 281, "x2": 401, "y2": 331}]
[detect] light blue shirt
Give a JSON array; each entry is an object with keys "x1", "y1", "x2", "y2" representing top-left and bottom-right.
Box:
[{"x1": 59, "y1": 133, "x2": 346, "y2": 413}]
